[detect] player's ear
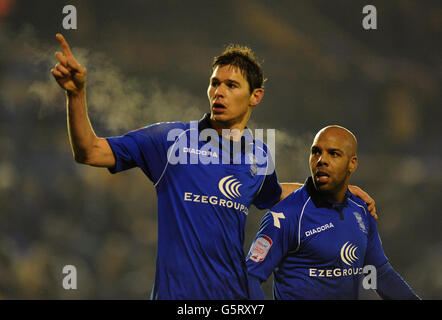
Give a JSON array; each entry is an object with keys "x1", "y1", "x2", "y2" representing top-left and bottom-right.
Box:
[
  {"x1": 348, "y1": 156, "x2": 358, "y2": 174},
  {"x1": 249, "y1": 88, "x2": 264, "y2": 107}
]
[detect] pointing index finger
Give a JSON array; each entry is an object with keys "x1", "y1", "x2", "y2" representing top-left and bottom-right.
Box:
[{"x1": 56, "y1": 33, "x2": 72, "y2": 57}]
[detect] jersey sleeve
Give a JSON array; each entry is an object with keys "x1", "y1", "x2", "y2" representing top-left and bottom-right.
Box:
[
  {"x1": 364, "y1": 213, "x2": 389, "y2": 267},
  {"x1": 252, "y1": 143, "x2": 282, "y2": 209},
  {"x1": 252, "y1": 171, "x2": 282, "y2": 210},
  {"x1": 106, "y1": 122, "x2": 183, "y2": 183},
  {"x1": 246, "y1": 203, "x2": 297, "y2": 281},
  {"x1": 375, "y1": 262, "x2": 420, "y2": 300},
  {"x1": 361, "y1": 205, "x2": 419, "y2": 299}
]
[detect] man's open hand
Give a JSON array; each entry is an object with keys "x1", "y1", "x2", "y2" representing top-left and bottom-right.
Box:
[
  {"x1": 51, "y1": 33, "x2": 86, "y2": 94},
  {"x1": 348, "y1": 185, "x2": 378, "y2": 220}
]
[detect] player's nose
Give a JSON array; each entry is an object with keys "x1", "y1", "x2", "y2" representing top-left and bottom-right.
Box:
[
  {"x1": 317, "y1": 155, "x2": 329, "y2": 166},
  {"x1": 214, "y1": 84, "x2": 226, "y2": 98}
]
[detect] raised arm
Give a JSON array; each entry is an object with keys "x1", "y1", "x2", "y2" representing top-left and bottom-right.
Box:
[{"x1": 51, "y1": 33, "x2": 115, "y2": 168}]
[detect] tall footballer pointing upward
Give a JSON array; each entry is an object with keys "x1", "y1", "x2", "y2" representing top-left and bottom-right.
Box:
[{"x1": 52, "y1": 34, "x2": 377, "y2": 299}]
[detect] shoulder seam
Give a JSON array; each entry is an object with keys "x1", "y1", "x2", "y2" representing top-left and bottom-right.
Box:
[
  {"x1": 253, "y1": 143, "x2": 269, "y2": 197},
  {"x1": 153, "y1": 128, "x2": 192, "y2": 188},
  {"x1": 294, "y1": 196, "x2": 311, "y2": 253},
  {"x1": 348, "y1": 198, "x2": 368, "y2": 216}
]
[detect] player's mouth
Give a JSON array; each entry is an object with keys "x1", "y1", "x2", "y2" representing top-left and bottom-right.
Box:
[
  {"x1": 212, "y1": 102, "x2": 227, "y2": 114},
  {"x1": 314, "y1": 171, "x2": 330, "y2": 184}
]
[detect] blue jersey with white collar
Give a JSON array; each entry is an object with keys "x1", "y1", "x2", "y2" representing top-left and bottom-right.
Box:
[
  {"x1": 106, "y1": 113, "x2": 281, "y2": 299},
  {"x1": 246, "y1": 177, "x2": 388, "y2": 300}
]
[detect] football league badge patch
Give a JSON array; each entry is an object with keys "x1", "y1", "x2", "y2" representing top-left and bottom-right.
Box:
[{"x1": 249, "y1": 235, "x2": 273, "y2": 262}]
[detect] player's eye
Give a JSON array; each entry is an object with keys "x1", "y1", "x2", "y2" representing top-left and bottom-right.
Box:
[
  {"x1": 211, "y1": 80, "x2": 220, "y2": 87},
  {"x1": 311, "y1": 147, "x2": 320, "y2": 155}
]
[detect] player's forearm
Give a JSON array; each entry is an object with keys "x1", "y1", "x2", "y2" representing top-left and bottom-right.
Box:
[
  {"x1": 66, "y1": 88, "x2": 99, "y2": 163},
  {"x1": 247, "y1": 274, "x2": 265, "y2": 300},
  {"x1": 375, "y1": 262, "x2": 420, "y2": 300}
]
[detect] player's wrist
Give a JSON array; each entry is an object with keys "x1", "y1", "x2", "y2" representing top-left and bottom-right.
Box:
[{"x1": 66, "y1": 86, "x2": 86, "y2": 98}]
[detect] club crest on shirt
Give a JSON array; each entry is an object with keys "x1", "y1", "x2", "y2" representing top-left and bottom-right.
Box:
[
  {"x1": 353, "y1": 212, "x2": 367, "y2": 234},
  {"x1": 249, "y1": 235, "x2": 273, "y2": 262}
]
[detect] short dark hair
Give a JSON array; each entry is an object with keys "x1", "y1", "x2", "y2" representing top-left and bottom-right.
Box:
[{"x1": 211, "y1": 45, "x2": 266, "y2": 93}]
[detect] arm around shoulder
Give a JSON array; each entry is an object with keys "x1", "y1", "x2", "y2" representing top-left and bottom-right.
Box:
[{"x1": 279, "y1": 182, "x2": 303, "y2": 201}]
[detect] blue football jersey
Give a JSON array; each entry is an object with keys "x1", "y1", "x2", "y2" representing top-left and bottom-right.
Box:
[
  {"x1": 246, "y1": 177, "x2": 388, "y2": 300},
  {"x1": 106, "y1": 113, "x2": 282, "y2": 299}
]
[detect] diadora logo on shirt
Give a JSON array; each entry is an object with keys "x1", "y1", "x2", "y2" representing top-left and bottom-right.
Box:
[
  {"x1": 340, "y1": 241, "x2": 359, "y2": 266},
  {"x1": 305, "y1": 222, "x2": 334, "y2": 237},
  {"x1": 182, "y1": 147, "x2": 218, "y2": 158},
  {"x1": 166, "y1": 122, "x2": 275, "y2": 175},
  {"x1": 183, "y1": 175, "x2": 248, "y2": 215},
  {"x1": 218, "y1": 175, "x2": 242, "y2": 199}
]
